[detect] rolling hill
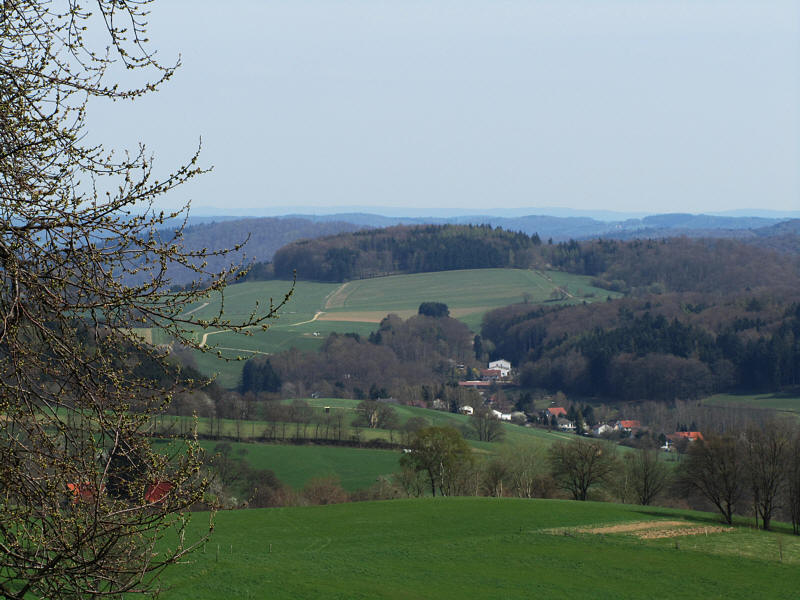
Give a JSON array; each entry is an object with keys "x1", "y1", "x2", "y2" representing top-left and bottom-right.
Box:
[
  {"x1": 169, "y1": 269, "x2": 617, "y2": 387},
  {"x1": 156, "y1": 498, "x2": 800, "y2": 599}
]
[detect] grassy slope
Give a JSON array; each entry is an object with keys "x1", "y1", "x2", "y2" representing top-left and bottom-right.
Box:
[
  {"x1": 197, "y1": 441, "x2": 401, "y2": 491},
  {"x1": 172, "y1": 269, "x2": 617, "y2": 387},
  {"x1": 156, "y1": 498, "x2": 800, "y2": 599},
  {"x1": 703, "y1": 392, "x2": 800, "y2": 416},
  {"x1": 157, "y1": 399, "x2": 577, "y2": 490}
]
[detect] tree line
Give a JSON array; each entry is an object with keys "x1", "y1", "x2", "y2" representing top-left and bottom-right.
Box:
[
  {"x1": 244, "y1": 224, "x2": 800, "y2": 297},
  {"x1": 481, "y1": 292, "x2": 800, "y2": 400},
  {"x1": 270, "y1": 224, "x2": 542, "y2": 281}
]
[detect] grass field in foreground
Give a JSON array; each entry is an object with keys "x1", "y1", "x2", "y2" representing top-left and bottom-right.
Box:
[
  {"x1": 702, "y1": 392, "x2": 800, "y2": 416},
  {"x1": 168, "y1": 269, "x2": 618, "y2": 387},
  {"x1": 155, "y1": 498, "x2": 800, "y2": 599}
]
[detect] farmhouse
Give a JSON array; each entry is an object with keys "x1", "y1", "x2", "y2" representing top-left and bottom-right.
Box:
[
  {"x1": 479, "y1": 368, "x2": 503, "y2": 381},
  {"x1": 458, "y1": 380, "x2": 491, "y2": 388},
  {"x1": 667, "y1": 431, "x2": 704, "y2": 443},
  {"x1": 557, "y1": 418, "x2": 576, "y2": 432},
  {"x1": 592, "y1": 423, "x2": 614, "y2": 437},
  {"x1": 488, "y1": 359, "x2": 511, "y2": 377},
  {"x1": 616, "y1": 420, "x2": 642, "y2": 433},
  {"x1": 546, "y1": 407, "x2": 567, "y2": 418},
  {"x1": 459, "y1": 405, "x2": 474, "y2": 415},
  {"x1": 491, "y1": 409, "x2": 512, "y2": 421}
]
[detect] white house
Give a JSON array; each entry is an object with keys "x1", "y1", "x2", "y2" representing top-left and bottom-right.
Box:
[
  {"x1": 488, "y1": 359, "x2": 511, "y2": 377},
  {"x1": 557, "y1": 418, "x2": 576, "y2": 432},
  {"x1": 459, "y1": 405, "x2": 474, "y2": 415},
  {"x1": 592, "y1": 423, "x2": 614, "y2": 437}
]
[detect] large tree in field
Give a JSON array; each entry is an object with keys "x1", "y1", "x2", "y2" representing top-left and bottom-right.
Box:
[
  {"x1": 0, "y1": 2, "x2": 289, "y2": 598},
  {"x1": 625, "y1": 449, "x2": 670, "y2": 506},
  {"x1": 677, "y1": 435, "x2": 743, "y2": 525},
  {"x1": 400, "y1": 427, "x2": 473, "y2": 497},
  {"x1": 742, "y1": 424, "x2": 789, "y2": 531},
  {"x1": 549, "y1": 438, "x2": 617, "y2": 501}
]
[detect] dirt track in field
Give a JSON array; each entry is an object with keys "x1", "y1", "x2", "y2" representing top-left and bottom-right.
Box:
[{"x1": 546, "y1": 520, "x2": 733, "y2": 539}]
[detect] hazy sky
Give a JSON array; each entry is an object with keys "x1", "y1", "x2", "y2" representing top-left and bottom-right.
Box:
[{"x1": 90, "y1": 1, "x2": 800, "y2": 217}]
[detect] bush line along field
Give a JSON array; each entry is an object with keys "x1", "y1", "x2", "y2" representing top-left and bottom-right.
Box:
[
  {"x1": 167, "y1": 269, "x2": 617, "y2": 387},
  {"x1": 156, "y1": 498, "x2": 800, "y2": 600},
  {"x1": 153, "y1": 397, "x2": 577, "y2": 448},
  {"x1": 153, "y1": 399, "x2": 578, "y2": 490}
]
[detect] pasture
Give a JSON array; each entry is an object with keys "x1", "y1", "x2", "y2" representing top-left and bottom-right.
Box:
[
  {"x1": 198, "y1": 441, "x2": 401, "y2": 491},
  {"x1": 702, "y1": 392, "x2": 800, "y2": 417},
  {"x1": 151, "y1": 397, "x2": 576, "y2": 452},
  {"x1": 165, "y1": 269, "x2": 617, "y2": 387},
  {"x1": 155, "y1": 498, "x2": 800, "y2": 599},
  {"x1": 151, "y1": 399, "x2": 578, "y2": 491}
]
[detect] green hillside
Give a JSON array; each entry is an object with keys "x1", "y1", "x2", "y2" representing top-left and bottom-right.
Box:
[
  {"x1": 172, "y1": 269, "x2": 617, "y2": 387},
  {"x1": 702, "y1": 392, "x2": 800, "y2": 416},
  {"x1": 197, "y1": 441, "x2": 401, "y2": 491},
  {"x1": 156, "y1": 498, "x2": 800, "y2": 599},
  {"x1": 154, "y1": 398, "x2": 576, "y2": 450}
]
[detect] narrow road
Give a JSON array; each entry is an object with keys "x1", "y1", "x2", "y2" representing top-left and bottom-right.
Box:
[
  {"x1": 182, "y1": 301, "x2": 210, "y2": 317},
  {"x1": 288, "y1": 311, "x2": 325, "y2": 327}
]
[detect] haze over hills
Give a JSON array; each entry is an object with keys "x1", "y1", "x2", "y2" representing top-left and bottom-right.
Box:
[{"x1": 163, "y1": 212, "x2": 800, "y2": 286}]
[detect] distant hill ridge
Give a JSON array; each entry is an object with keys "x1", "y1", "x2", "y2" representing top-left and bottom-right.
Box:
[{"x1": 160, "y1": 213, "x2": 800, "y2": 286}]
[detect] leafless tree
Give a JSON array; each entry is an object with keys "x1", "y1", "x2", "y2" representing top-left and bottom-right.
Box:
[
  {"x1": 0, "y1": 2, "x2": 290, "y2": 597},
  {"x1": 470, "y1": 405, "x2": 505, "y2": 442},
  {"x1": 678, "y1": 435, "x2": 743, "y2": 524},
  {"x1": 625, "y1": 449, "x2": 670, "y2": 506},
  {"x1": 786, "y1": 431, "x2": 800, "y2": 535},
  {"x1": 549, "y1": 438, "x2": 618, "y2": 501},
  {"x1": 742, "y1": 424, "x2": 789, "y2": 530}
]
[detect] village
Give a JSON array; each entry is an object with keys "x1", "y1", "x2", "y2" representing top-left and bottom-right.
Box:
[{"x1": 456, "y1": 358, "x2": 703, "y2": 453}]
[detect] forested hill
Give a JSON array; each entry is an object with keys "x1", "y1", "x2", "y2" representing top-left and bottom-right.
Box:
[
  {"x1": 271, "y1": 225, "x2": 542, "y2": 282},
  {"x1": 481, "y1": 292, "x2": 800, "y2": 401},
  {"x1": 546, "y1": 237, "x2": 800, "y2": 294},
  {"x1": 264, "y1": 224, "x2": 800, "y2": 296}
]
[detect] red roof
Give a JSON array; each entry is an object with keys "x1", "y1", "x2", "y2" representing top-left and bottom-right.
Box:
[
  {"x1": 668, "y1": 431, "x2": 704, "y2": 442},
  {"x1": 480, "y1": 369, "x2": 502, "y2": 376},
  {"x1": 619, "y1": 420, "x2": 641, "y2": 429},
  {"x1": 145, "y1": 481, "x2": 174, "y2": 504},
  {"x1": 547, "y1": 407, "x2": 567, "y2": 417},
  {"x1": 67, "y1": 482, "x2": 104, "y2": 503},
  {"x1": 458, "y1": 380, "x2": 491, "y2": 387}
]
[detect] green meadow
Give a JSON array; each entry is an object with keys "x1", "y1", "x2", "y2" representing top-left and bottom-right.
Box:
[
  {"x1": 166, "y1": 269, "x2": 617, "y2": 387},
  {"x1": 197, "y1": 441, "x2": 401, "y2": 491},
  {"x1": 702, "y1": 392, "x2": 800, "y2": 417},
  {"x1": 155, "y1": 498, "x2": 800, "y2": 599},
  {"x1": 152, "y1": 398, "x2": 576, "y2": 451},
  {"x1": 153, "y1": 399, "x2": 578, "y2": 490}
]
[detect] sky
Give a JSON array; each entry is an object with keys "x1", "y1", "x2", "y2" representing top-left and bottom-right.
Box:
[{"x1": 89, "y1": 1, "x2": 800, "y2": 218}]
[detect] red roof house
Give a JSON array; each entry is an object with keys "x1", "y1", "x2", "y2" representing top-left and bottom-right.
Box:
[
  {"x1": 667, "y1": 431, "x2": 704, "y2": 443},
  {"x1": 618, "y1": 420, "x2": 641, "y2": 431},
  {"x1": 145, "y1": 481, "x2": 174, "y2": 504},
  {"x1": 547, "y1": 407, "x2": 567, "y2": 417}
]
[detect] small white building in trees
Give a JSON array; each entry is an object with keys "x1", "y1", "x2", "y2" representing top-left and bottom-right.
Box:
[{"x1": 488, "y1": 359, "x2": 511, "y2": 377}]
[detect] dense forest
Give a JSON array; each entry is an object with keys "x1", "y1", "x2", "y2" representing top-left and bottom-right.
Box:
[
  {"x1": 481, "y1": 292, "x2": 800, "y2": 401},
  {"x1": 546, "y1": 237, "x2": 800, "y2": 294},
  {"x1": 271, "y1": 225, "x2": 541, "y2": 281}
]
